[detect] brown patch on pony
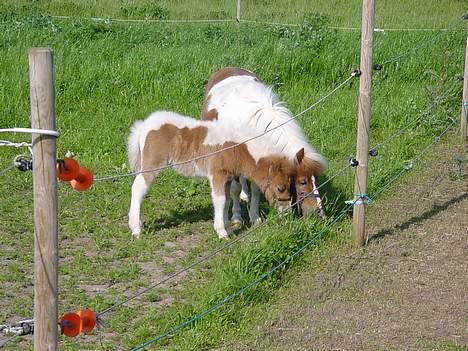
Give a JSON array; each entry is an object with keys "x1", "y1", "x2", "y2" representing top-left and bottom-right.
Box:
[
  {"x1": 203, "y1": 108, "x2": 219, "y2": 121},
  {"x1": 141, "y1": 124, "x2": 208, "y2": 184},
  {"x1": 201, "y1": 67, "x2": 259, "y2": 120},
  {"x1": 140, "y1": 122, "x2": 294, "y2": 205}
]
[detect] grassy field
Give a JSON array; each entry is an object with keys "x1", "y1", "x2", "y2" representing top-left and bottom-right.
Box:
[{"x1": 0, "y1": 0, "x2": 466, "y2": 350}]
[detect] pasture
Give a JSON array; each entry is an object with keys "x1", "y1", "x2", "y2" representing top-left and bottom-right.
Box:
[{"x1": 0, "y1": 0, "x2": 466, "y2": 350}]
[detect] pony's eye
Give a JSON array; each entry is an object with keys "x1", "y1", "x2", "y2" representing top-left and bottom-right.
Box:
[{"x1": 298, "y1": 178, "x2": 307, "y2": 185}]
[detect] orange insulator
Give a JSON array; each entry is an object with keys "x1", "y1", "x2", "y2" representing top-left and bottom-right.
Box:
[
  {"x1": 60, "y1": 312, "x2": 81, "y2": 337},
  {"x1": 77, "y1": 309, "x2": 97, "y2": 333},
  {"x1": 70, "y1": 167, "x2": 94, "y2": 191},
  {"x1": 57, "y1": 157, "x2": 80, "y2": 181}
]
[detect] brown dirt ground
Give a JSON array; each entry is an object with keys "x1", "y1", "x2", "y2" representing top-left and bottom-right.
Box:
[{"x1": 219, "y1": 137, "x2": 467, "y2": 351}]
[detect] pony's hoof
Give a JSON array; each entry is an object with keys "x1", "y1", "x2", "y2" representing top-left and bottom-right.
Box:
[
  {"x1": 131, "y1": 229, "x2": 141, "y2": 239},
  {"x1": 231, "y1": 219, "x2": 243, "y2": 230},
  {"x1": 251, "y1": 217, "x2": 262, "y2": 225},
  {"x1": 217, "y1": 229, "x2": 230, "y2": 240},
  {"x1": 218, "y1": 233, "x2": 230, "y2": 240}
]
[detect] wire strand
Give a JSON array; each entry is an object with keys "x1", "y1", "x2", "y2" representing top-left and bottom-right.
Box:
[
  {"x1": 378, "y1": 31, "x2": 446, "y2": 67},
  {"x1": 128, "y1": 202, "x2": 354, "y2": 351},
  {"x1": 128, "y1": 116, "x2": 459, "y2": 351},
  {"x1": 48, "y1": 15, "x2": 232, "y2": 24},
  {"x1": 370, "y1": 93, "x2": 450, "y2": 152},
  {"x1": 97, "y1": 157, "x2": 351, "y2": 316},
  {"x1": 372, "y1": 117, "x2": 458, "y2": 200},
  {"x1": 0, "y1": 128, "x2": 59, "y2": 137},
  {"x1": 94, "y1": 73, "x2": 356, "y2": 182},
  {"x1": 0, "y1": 164, "x2": 15, "y2": 176},
  {"x1": 0, "y1": 140, "x2": 33, "y2": 149}
]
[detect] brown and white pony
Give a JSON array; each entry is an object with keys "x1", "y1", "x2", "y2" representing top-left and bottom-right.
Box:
[
  {"x1": 127, "y1": 110, "x2": 301, "y2": 239},
  {"x1": 201, "y1": 67, "x2": 327, "y2": 223}
]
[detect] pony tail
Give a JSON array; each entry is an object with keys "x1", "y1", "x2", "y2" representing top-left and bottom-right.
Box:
[{"x1": 127, "y1": 120, "x2": 145, "y2": 172}]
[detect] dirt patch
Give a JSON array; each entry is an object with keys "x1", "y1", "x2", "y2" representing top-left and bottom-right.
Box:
[{"x1": 219, "y1": 138, "x2": 467, "y2": 350}]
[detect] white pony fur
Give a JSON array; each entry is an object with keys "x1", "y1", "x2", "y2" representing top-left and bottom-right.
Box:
[
  {"x1": 127, "y1": 110, "x2": 281, "y2": 173},
  {"x1": 207, "y1": 75, "x2": 327, "y2": 169}
]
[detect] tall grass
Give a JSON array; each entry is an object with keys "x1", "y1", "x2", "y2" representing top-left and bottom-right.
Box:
[{"x1": 0, "y1": 1, "x2": 465, "y2": 350}]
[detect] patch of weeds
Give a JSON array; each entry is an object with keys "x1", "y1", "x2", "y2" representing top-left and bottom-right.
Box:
[
  {"x1": 145, "y1": 290, "x2": 163, "y2": 303},
  {"x1": 269, "y1": 13, "x2": 335, "y2": 52},
  {"x1": 449, "y1": 155, "x2": 467, "y2": 181},
  {"x1": 140, "y1": 3, "x2": 169, "y2": 20},
  {"x1": 119, "y1": 1, "x2": 169, "y2": 20},
  {"x1": 203, "y1": 26, "x2": 224, "y2": 40},
  {"x1": 208, "y1": 10, "x2": 229, "y2": 20},
  {"x1": 108, "y1": 264, "x2": 141, "y2": 284}
]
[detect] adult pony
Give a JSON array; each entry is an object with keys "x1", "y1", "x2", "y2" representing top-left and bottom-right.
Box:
[
  {"x1": 127, "y1": 110, "x2": 301, "y2": 239},
  {"x1": 201, "y1": 67, "x2": 327, "y2": 223}
]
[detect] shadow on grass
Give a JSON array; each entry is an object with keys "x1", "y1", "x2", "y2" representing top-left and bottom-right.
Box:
[
  {"x1": 145, "y1": 205, "x2": 214, "y2": 232},
  {"x1": 143, "y1": 173, "x2": 351, "y2": 235},
  {"x1": 368, "y1": 191, "x2": 468, "y2": 243}
]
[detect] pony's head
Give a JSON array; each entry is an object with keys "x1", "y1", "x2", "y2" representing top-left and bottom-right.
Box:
[
  {"x1": 258, "y1": 156, "x2": 296, "y2": 211},
  {"x1": 292, "y1": 148, "x2": 326, "y2": 219}
]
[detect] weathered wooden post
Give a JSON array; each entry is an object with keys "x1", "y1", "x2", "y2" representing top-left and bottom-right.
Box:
[
  {"x1": 352, "y1": 0, "x2": 375, "y2": 246},
  {"x1": 236, "y1": 0, "x2": 241, "y2": 23},
  {"x1": 461, "y1": 37, "x2": 468, "y2": 145},
  {"x1": 29, "y1": 48, "x2": 58, "y2": 351}
]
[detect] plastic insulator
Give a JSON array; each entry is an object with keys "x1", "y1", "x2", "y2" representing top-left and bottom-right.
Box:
[
  {"x1": 14, "y1": 157, "x2": 33, "y2": 172},
  {"x1": 349, "y1": 157, "x2": 359, "y2": 167}
]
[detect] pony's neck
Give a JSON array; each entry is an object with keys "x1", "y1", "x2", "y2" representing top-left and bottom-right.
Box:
[{"x1": 236, "y1": 156, "x2": 270, "y2": 193}]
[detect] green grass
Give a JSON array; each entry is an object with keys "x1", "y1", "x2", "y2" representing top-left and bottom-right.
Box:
[{"x1": 0, "y1": 1, "x2": 466, "y2": 350}]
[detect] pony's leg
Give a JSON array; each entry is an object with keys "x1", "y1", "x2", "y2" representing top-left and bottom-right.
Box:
[
  {"x1": 230, "y1": 179, "x2": 243, "y2": 228},
  {"x1": 128, "y1": 173, "x2": 155, "y2": 238},
  {"x1": 239, "y1": 176, "x2": 250, "y2": 203},
  {"x1": 209, "y1": 174, "x2": 231, "y2": 239},
  {"x1": 249, "y1": 182, "x2": 262, "y2": 225},
  {"x1": 223, "y1": 180, "x2": 232, "y2": 231}
]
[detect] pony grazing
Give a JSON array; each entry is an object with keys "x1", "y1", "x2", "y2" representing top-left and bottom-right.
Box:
[
  {"x1": 201, "y1": 67, "x2": 327, "y2": 221},
  {"x1": 127, "y1": 110, "x2": 299, "y2": 239}
]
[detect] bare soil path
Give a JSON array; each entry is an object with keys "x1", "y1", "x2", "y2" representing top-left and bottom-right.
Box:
[{"x1": 219, "y1": 137, "x2": 467, "y2": 351}]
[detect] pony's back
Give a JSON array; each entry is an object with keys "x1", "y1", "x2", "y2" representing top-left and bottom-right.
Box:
[{"x1": 207, "y1": 75, "x2": 326, "y2": 169}]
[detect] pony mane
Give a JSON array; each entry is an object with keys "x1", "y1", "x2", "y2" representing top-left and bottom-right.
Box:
[{"x1": 208, "y1": 76, "x2": 327, "y2": 170}]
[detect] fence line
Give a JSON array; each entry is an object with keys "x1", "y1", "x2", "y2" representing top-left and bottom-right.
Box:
[
  {"x1": 49, "y1": 15, "x2": 231, "y2": 24},
  {"x1": 370, "y1": 116, "x2": 459, "y2": 202},
  {"x1": 376, "y1": 31, "x2": 446, "y2": 67},
  {"x1": 97, "y1": 158, "x2": 354, "y2": 317},
  {"x1": 370, "y1": 91, "x2": 452, "y2": 153},
  {"x1": 129, "y1": 201, "x2": 355, "y2": 351},
  {"x1": 128, "y1": 114, "x2": 459, "y2": 350},
  {"x1": 26, "y1": 15, "x2": 459, "y2": 32}
]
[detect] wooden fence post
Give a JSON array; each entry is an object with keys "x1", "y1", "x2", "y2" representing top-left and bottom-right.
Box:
[
  {"x1": 29, "y1": 48, "x2": 58, "y2": 351},
  {"x1": 352, "y1": 0, "x2": 375, "y2": 246},
  {"x1": 236, "y1": 0, "x2": 241, "y2": 23},
  {"x1": 461, "y1": 37, "x2": 468, "y2": 146}
]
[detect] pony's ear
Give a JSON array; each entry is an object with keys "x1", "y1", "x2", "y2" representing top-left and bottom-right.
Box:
[{"x1": 296, "y1": 148, "x2": 305, "y2": 164}]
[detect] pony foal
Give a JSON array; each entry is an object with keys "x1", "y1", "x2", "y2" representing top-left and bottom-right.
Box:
[{"x1": 127, "y1": 110, "x2": 298, "y2": 239}]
